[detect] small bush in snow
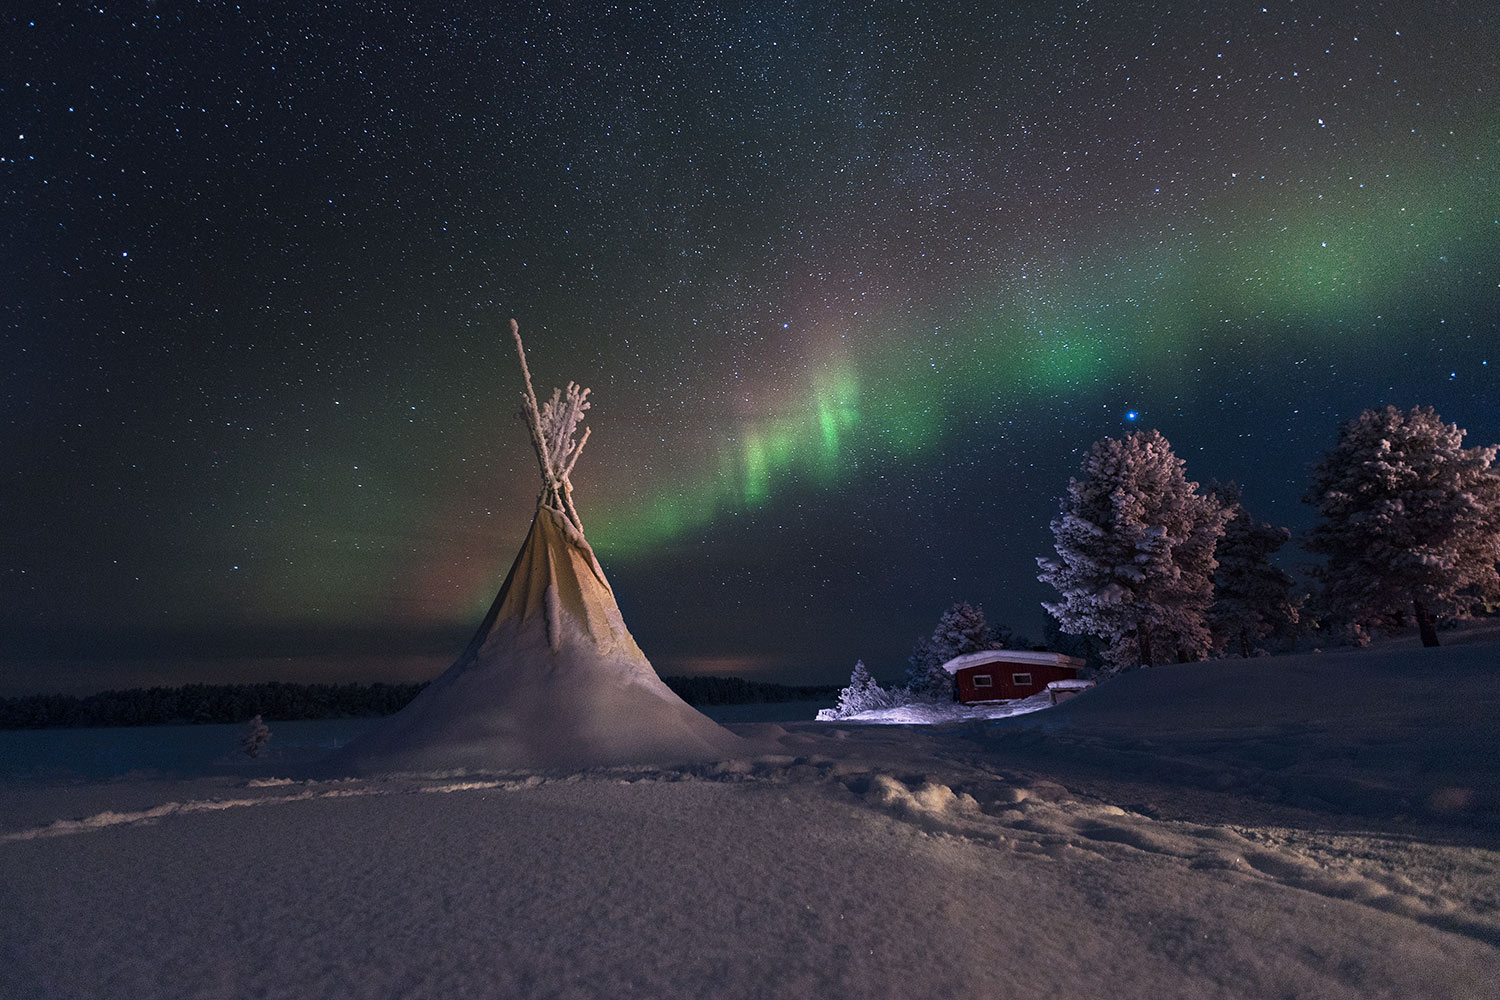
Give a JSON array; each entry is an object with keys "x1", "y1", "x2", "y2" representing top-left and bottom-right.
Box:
[{"x1": 241, "y1": 715, "x2": 271, "y2": 758}]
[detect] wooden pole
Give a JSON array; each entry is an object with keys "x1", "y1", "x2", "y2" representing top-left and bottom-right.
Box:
[{"x1": 510, "y1": 319, "x2": 557, "y2": 501}]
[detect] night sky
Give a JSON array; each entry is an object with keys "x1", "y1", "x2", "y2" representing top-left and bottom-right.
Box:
[{"x1": 5, "y1": 2, "x2": 1498, "y2": 696}]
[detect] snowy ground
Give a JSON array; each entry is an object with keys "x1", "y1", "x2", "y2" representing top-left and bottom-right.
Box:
[
  {"x1": 3, "y1": 632, "x2": 1498, "y2": 999},
  {"x1": 821, "y1": 688, "x2": 1058, "y2": 725}
]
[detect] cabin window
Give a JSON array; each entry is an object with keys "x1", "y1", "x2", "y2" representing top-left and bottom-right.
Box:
[
  {"x1": 971, "y1": 674, "x2": 993, "y2": 688},
  {"x1": 1012, "y1": 672, "x2": 1033, "y2": 686}
]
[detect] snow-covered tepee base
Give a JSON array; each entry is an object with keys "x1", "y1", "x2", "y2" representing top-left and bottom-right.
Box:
[{"x1": 337, "y1": 321, "x2": 740, "y2": 773}]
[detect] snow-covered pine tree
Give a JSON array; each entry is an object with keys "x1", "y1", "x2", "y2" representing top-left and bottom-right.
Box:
[
  {"x1": 904, "y1": 634, "x2": 935, "y2": 693},
  {"x1": 905, "y1": 602, "x2": 1003, "y2": 700},
  {"x1": 1207, "y1": 482, "x2": 1301, "y2": 658},
  {"x1": 1037, "y1": 430, "x2": 1231, "y2": 672},
  {"x1": 241, "y1": 714, "x2": 271, "y2": 758},
  {"x1": 833, "y1": 660, "x2": 890, "y2": 717},
  {"x1": 1304, "y1": 405, "x2": 1500, "y2": 647},
  {"x1": 1042, "y1": 617, "x2": 1104, "y2": 672}
]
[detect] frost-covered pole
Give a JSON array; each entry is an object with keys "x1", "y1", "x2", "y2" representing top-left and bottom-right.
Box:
[
  {"x1": 508, "y1": 318, "x2": 591, "y2": 533},
  {"x1": 558, "y1": 436, "x2": 587, "y2": 531},
  {"x1": 510, "y1": 320, "x2": 552, "y2": 483}
]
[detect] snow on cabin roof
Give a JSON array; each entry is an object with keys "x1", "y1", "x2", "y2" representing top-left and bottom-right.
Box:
[{"x1": 941, "y1": 649, "x2": 1086, "y2": 674}]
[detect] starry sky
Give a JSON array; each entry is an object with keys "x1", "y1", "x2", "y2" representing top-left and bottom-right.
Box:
[{"x1": 4, "y1": 1, "x2": 1498, "y2": 696}]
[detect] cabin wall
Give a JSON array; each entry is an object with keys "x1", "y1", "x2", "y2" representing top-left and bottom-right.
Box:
[{"x1": 955, "y1": 662, "x2": 1080, "y2": 702}]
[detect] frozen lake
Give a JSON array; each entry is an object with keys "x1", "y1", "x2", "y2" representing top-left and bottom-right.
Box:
[
  {"x1": 0, "y1": 718, "x2": 382, "y2": 783},
  {"x1": 0, "y1": 700, "x2": 833, "y2": 783}
]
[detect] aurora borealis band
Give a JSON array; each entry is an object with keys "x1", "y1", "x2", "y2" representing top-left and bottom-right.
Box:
[{"x1": 4, "y1": 2, "x2": 1498, "y2": 694}]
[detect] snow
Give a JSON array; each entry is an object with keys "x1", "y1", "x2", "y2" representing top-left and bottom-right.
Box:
[
  {"x1": 2, "y1": 628, "x2": 1498, "y2": 998},
  {"x1": 819, "y1": 690, "x2": 1058, "y2": 724}
]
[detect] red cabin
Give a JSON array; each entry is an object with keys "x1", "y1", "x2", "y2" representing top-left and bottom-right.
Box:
[{"x1": 941, "y1": 650, "x2": 1087, "y2": 703}]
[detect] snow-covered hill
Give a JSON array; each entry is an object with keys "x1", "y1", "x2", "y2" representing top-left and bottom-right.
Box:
[
  {"x1": 2, "y1": 630, "x2": 1496, "y2": 998},
  {"x1": 973, "y1": 625, "x2": 1500, "y2": 824}
]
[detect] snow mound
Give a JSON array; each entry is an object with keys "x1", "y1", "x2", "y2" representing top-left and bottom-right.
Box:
[
  {"x1": 864, "y1": 774, "x2": 980, "y2": 823},
  {"x1": 978, "y1": 632, "x2": 1500, "y2": 822}
]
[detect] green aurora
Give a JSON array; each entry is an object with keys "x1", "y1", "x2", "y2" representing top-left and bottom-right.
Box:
[{"x1": 588, "y1": 131, "x2": 1499, "y2": 559}]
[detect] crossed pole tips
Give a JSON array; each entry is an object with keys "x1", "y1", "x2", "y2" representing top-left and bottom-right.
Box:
[{"x1": 509, "y1": 318, "x2": 590, "y2": 533}]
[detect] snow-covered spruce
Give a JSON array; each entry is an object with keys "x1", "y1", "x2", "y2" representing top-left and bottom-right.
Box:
[
  {"x1": 1208, "y1": 482, "x2": 1302, "y2": 658},
  {"x1": 905, "y1": 602, "x2": 1009, "y2": 700},
  {"x1": 1304, "y1": 405, "x2": 1500, "y2": 647},
  {"x1": 819, "y1": 660, "x2": 894, "y2": 719},
  {"x1": 1038, "y1": 429, "x2": 1230, "y2": 673}
]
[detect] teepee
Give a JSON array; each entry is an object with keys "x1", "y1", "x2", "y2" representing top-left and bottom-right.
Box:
[{"x1": 338, "y1": 320, "x2": 741, "y2": 772}]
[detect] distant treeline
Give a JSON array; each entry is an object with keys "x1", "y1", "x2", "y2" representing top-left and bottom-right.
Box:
[
  {"x1": 0, "y1": 676, "x2": 839, "y2": 729},
  {"x1": 0, "y1": 681, "x2": 430, "y2": 730}
]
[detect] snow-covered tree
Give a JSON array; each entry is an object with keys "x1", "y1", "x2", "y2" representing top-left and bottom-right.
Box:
[
  {"x1": 1298, "y1": 587, "x2": 1377, "y2": 649},
  {"x1": 832, "y1": 660, "x2": 891, "y2": 717},
  {"x1": 241, "y1": 715, "x2": 271, "y2": 758},
  {"x1": 1038, "y1": 430, "x2": 1231, "y2": 672},
  {"x1": 1207, "y1": 483, "x2": 1301, "y2": 658},
  {"x1": 905, "y1": 602, "x2": 1004, "y2": 700},
  {"x1": 1042, "y1": 617, "x2": 1104, "y2": 673},
  {"x1": 1304, "y1": 405, "x2": 1500, "y2": 647}
]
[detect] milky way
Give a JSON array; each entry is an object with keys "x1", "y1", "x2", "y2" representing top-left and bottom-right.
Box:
[{"x1": 4, "y1": 2, "x2": 1497, "y2": 692}]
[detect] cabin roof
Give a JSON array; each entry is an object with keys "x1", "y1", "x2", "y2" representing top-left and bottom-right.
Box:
[{"x1": 941, "y1": 649, "x2": 1087, "y2": 675}]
